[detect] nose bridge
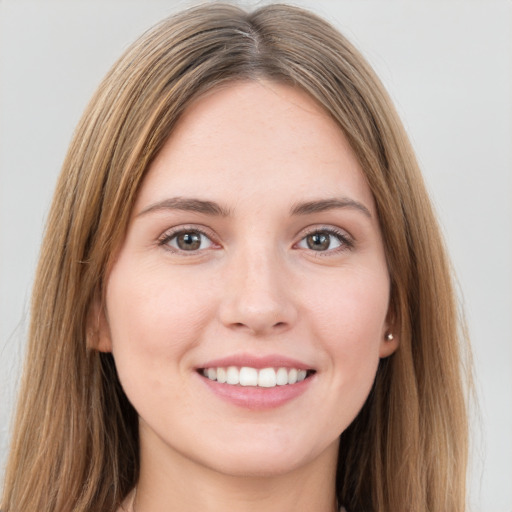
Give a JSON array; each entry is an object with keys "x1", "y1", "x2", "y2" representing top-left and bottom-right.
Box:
[
  {"x1": 238, "y1": 239, "x2": 277, "y2": 292},
  {"x1": 219, "y1": 236, "x2": 296, "y2": 335}
]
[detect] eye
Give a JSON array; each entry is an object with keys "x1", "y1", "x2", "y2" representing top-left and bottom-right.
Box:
[
  {"x1": 161, "y1": 229, "x2": 214, "y2": 252},
  {"x1": 296, "y1": 228, "x2": 351, "y2": 252}
]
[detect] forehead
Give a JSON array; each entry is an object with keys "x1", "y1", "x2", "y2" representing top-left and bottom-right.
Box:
[{"x1": 135, "y1": 80, "x2": 375, "y2": 215}]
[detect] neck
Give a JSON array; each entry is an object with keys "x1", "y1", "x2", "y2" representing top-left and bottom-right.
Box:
[{"x1": 132, "y1": 429, "x2": 339, "y2": 512}]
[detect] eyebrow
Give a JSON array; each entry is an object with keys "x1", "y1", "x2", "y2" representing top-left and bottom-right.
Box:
[
  {"x1": 137, "y1": 197, "x2": 232, "y2": 217},
  {"x1": 290, "y1": 197, "x2": 372, "y2": 218},
  {"x1": 137, "y1": 196, "x2": 371, "y2": 219}
]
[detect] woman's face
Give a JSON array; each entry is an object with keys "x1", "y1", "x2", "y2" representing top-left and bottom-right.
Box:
[{"x1": 98, "y1": 81, "x2": 397, "y2": 478}]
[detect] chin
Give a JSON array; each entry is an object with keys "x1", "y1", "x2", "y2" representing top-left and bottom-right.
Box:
[
  {"x1": 192, "y1": 430, "x2": 339, "y2": 479},
  {"x1": 204, "y1": 451, "x2": 314, "y2": 478}
]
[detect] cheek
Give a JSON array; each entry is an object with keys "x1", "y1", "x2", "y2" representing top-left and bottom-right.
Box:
[
  {"x1": 104, "y1": 259, "x2": 216, "y2": 391},
  {"x1": 309, "y1": 264, "x2": 389, "y2": 335},
  {"x1": 104, "y1": 264, "x2": 217, "y2": 428},
  {"x1": 305, "y1": 266, "x2": 389, "y2": 391},
  {"x1": 107, "y1": 260, "x2": 207, "y2": 341}
]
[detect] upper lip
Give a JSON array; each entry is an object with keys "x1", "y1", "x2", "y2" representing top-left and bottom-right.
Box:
[{"x1": 198, "y1": 354, "x2": 313, "y2": 371}]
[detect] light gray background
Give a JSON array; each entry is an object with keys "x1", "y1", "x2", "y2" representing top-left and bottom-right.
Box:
[{"x1": 1, "y1": 1, "x2": 511, "y2": 510}]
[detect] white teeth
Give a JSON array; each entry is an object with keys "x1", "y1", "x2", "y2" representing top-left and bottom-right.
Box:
[
  {"x1": 202, "y1": 366, "x2": 311, "y2": 387},
  {"x1": 239, "y1": 367, "x2": 258, "y2": 386},
  {"x1": 216, "y1": 367, "x2": 227, "y2": 384},
  {"x1": 226, "y1": 366, "x2": 239, "y2": 385},
  {"x1": 258, "y1": 367, "x2": 277, "y2": 388},
  {"x1": 276, "y1": 367, "x2": 289, "y2": 385}
]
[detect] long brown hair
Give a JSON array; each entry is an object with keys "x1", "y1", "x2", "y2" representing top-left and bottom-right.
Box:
[{"x1": 2, "y1": 4, "x2": 470, "y2": 511}]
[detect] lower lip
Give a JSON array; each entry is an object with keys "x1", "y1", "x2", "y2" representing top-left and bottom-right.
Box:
[{"x1": 199, "y1": 373, "x2": 314, "y2": 410}]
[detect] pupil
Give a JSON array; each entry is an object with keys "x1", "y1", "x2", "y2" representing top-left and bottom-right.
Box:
[
  {"x1": 307, "y1": 233, "x2": 330, "y2": 251},
  {"x1": 177, "y1": 232, "x2": 201, "y2": 250}
]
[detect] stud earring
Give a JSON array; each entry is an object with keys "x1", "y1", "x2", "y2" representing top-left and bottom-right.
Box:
[{"x1": 385, "y1": 332, "x2": 394, "y2": 341}]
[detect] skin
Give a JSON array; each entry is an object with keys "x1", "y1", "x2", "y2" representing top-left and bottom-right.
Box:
[{"x1": 96, "y1": 80, "x2": 398, "y2": 512}]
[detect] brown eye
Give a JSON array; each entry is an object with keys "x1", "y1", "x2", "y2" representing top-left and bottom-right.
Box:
[
  {"x1": 297, "y1": 229, "x2": 345, "y2": 252},
  {"x1": 176, "y1": 232, "x2": 201, "y2": 250},
  {"x1": 166, "y1": 231, "x2": 212, "y2": 251},
  {"x1": 306, "y1": 232, "x2": 330, "y2": 251}
]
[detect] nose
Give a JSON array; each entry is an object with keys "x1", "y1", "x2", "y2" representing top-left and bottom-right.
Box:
[{"x1": 218, "y1": 246, "x2": 298, "y2": 336}]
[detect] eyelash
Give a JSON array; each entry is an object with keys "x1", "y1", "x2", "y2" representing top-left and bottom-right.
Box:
[
  {"x1": 157, "y1": 225, "x2": 354, "y2": 254},
  {"x1": 158, "y1": 226, "x2": 218, "y2": 254},
  {"x1": 295, "y1": 226, "x2": 354, "y2": 254}
]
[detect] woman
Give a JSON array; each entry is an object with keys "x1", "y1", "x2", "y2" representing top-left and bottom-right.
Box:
[{"x1": 1, "y1": 3, "x2": 469, "y2": 512}]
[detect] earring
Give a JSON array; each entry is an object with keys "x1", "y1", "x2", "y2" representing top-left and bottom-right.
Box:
[{"x1": 385, "y1": 332, "x2": 394, "y2": 341}]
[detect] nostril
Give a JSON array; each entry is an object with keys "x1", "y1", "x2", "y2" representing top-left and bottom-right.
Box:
[{"x1": 229, "y1": 321, "x2": 288, "y2": 333}]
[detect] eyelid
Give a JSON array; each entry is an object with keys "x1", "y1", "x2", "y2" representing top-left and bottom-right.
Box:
[
  {"x1": 157, "y1": 224, "x2": 221, "y2": 252},
  {"x1": 156, "y1": 223, "x2": 354, "y2": 255},
  {"x1": 294, "y1": 225, "x2": 354, "y2": 253}
]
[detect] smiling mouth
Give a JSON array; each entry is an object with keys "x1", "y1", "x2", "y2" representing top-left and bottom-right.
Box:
[{"x1": 199, "y1": 366, "x2": 316, "y2": 388}]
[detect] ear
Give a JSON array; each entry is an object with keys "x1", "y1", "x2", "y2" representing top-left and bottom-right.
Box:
[
  {"x1": 86, "y1": 291, "x2": 113, "y2": 353},
  {"x1": 379, "y1": 329, "x2": 399, "y2": 358},
  {"x1": 379, "y1": 308, "x2": 399, "y2": 358}
]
